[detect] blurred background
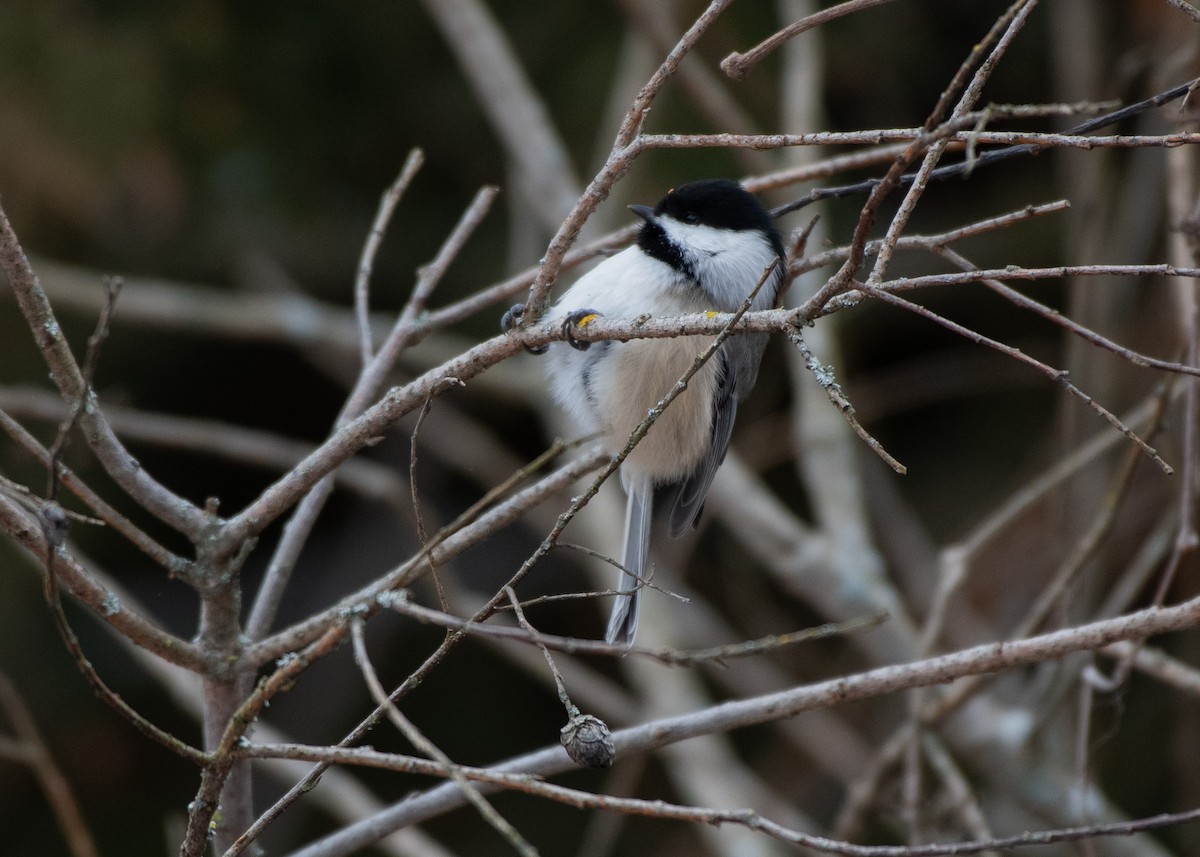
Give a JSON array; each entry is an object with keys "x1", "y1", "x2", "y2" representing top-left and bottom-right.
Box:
[{"x1": 2, "y1": 1, "x2": 1199, "y2": 855}]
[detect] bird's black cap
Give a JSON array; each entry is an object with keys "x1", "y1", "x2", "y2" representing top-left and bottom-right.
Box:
[
  {"x1": 630, "y1": 179, "x2": 784, "y2": 280},
  {"x1": 654, "y1": 179, "x2": 776, "y2": 234}
]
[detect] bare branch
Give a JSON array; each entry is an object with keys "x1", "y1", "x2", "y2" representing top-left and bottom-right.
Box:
[
  {"x1": 788, "y1": 327, "x2": 906, "y2": 474},
  {"x1": 0, "y1": 492, "x2": 206, "y2": 671},
  {"x1": 859, "y1": 285, "x2": 1175, "y2": 473},
  {"x1": 521, "y1": 0, "x2": 736, "y2": 316},
  {"x1": 355, "y1": 149, "x2": 425, "y2": 365},
  {"x1": 865, "y1": 0, "x2": 1039, "y2": 286},
  {"x1": 243, "y1": 185, "x2": 498, "y2": 638},
  {"x1": 0, "y1": 202, "x2": 208, "y2": 539},
  {"x1": 248, "y1": 740, "x2": 1200, "y2": 857},
  {"x1": 349, "y1": 619, "x2": 538, "y2": 857},
  {"x1": 37, "y1": 509, "x2": 208, "y2": 765},
  {"x1": 45, "y1": 275, "x2": 121, "y2": 501},
  {"x1": 0, "y1": 404, "x2": 192, "y2": 576},
  {"x1": 721, "y1": 0, "x2": 902, "y2": 80},
  {"x1": 245, "y1": 445, "x2": 608, "y2": 666},
  {"x1": 180, "y1": 621, "x2": 349, "y2": 857},
  {"x1": 383, "y1": 591, "x2": 888, "y2": 667},
  {"x1": 283, "y1": 594, "x2": 1200, "y2": 856},
  {"x1": 640, "y1": 128, "x2": 1200, "y2": 153}
]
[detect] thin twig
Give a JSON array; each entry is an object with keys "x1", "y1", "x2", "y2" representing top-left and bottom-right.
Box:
[
  {"x1": 386, "y1": 593, "x2": 889, "y2": 667},
  {"x1": 0, "y1": 405, "x2": 192, "y2": 577},
  {"x1": 832, "y1": 0, "x2": 1037, "y2": 303},
  {"x1": 0, "y1": 492, "x2": 206, "y2": 670},
  {"x1": 721, "y1": 0, "x2": 901, "y2": 79},
  {"x1": 772, "y1": 76, "x2": 1200, "y2": 216},
  {"x1": 616, "y1": 0, "x2": 771, "y2": 175},
  {"x1": 504, "y1": 587, "x2": 575, "y2": 716},
  {"x1": 355, "y1": 149, "x2": 425, "y2": 365},
  {"x1": 45, "y1": 275, "x2": 121, "y2": 500},
  {"x1": 240, "y1": 741, "x2": 545, "y2": 786},
  {"x1": 553, "y1": 541, "x2": 689, "y2": 602},
  {"x1": 349, "y1": 619, "x2": 538, "y2": 857},
  {"x1": 1102, "y1": 641, "x2": 1200, "y2": 696},
  {"x1": 860, "y1": 286, "x2": 1174, "y2": 473},
  {"x1": 409, "y1": 385, "x2": 460, "y2": 612},
  {"x1": 37, "y1": 512, "x2": 207, "y2": 765},
  {"x1": 788, "y1": 327, "x2": 906, "y2": 474},
  {"x1": 637, "y1": 128, "x2": 1200, "y2": 155},
  {"x1": 865, "y1": 0, "x2": 1039, "y2": 286},
  {"x1": 920, "y1": 733, "x2": 997, "y2": 853},
  {"x1": 934, "y1": 247, "x2": 1200, "y2": 378}
]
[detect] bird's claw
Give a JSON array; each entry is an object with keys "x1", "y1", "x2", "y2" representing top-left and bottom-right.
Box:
[
  {"x1": 500, "y1": 303, "x2": 548, "y2": 355},
  {"x1": 563, "y1": 309, "x2": 603, "y2": 351}
]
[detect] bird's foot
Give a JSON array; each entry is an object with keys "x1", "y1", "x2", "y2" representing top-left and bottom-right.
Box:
[
  {"x1": 563, "y1": 308, "x2": 603, "y2": 351},
  {"x1": 500, "y1": 303, "x2": 548, "y2": 355}
]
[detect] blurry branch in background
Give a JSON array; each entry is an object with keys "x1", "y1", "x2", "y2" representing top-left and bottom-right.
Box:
[
  {"x1": 0, "y1": 672, "x2": 99, "y2": 857},
  {"x1": 0, "y1": 0, "x2": 1199, "y2": 856},
  {"x1": 0, "y1": 386, "x2": 413, "y2": 514},
  {"x1": 419, "y1": 0, "x2": 582, "y2": 233},
  {"x1": 615, "y1": 0, "x2": 776, "y2": 176}
]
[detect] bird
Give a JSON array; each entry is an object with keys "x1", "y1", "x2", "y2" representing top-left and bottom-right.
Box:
[{"x1": 503, "y1": 179, "x2": 784, "y2": 644}]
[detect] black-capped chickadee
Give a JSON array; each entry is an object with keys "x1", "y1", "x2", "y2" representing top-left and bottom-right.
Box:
[{"x1": 504, "y1": 179, "x2": 784, "y2": 645}]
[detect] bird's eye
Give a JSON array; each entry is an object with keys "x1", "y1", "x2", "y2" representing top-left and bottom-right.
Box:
[{"x1": 684, "y1": 212, "x2": 700, "y2": 224}]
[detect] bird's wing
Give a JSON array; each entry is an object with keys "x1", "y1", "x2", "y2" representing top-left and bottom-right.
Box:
[
  {"x1": 666, "y1": 331, "x2": 770, "y2": 536},
  {"x1": 666, "y1": 351, "x2": 735, "y2": 536}
]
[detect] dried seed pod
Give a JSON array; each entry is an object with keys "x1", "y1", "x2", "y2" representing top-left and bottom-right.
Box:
[{"x1": 560, "y1": 712, "x2": 615, "y2": 769}]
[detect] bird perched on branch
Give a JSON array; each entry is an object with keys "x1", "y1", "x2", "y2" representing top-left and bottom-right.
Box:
[{"x1": 504, "y1": 179, "x2": 784, "y2": 644}]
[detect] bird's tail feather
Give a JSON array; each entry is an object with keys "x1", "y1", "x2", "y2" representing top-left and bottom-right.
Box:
[{"x1": 605, "y1": 474, "x2": 653, "y2": 645}]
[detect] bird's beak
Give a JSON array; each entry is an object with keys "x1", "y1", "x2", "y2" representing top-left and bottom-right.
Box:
[{"x1": 628, "y1": 204, "x2": 656, "y2": 223}]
